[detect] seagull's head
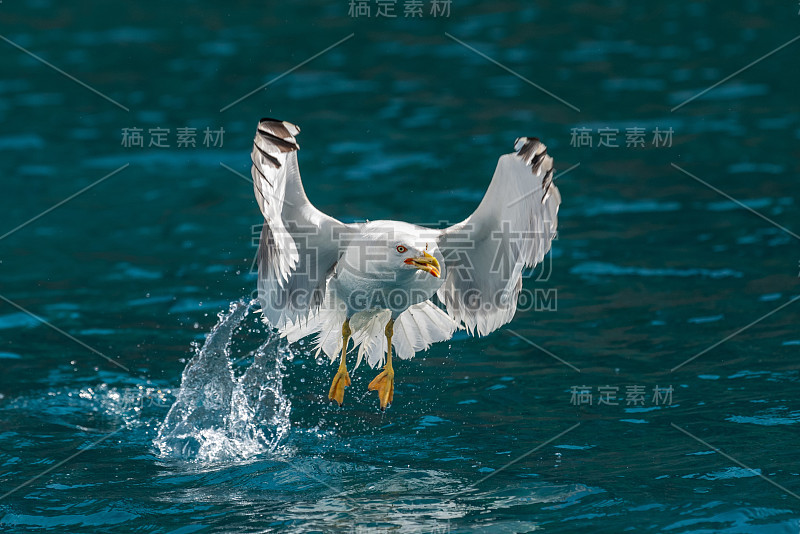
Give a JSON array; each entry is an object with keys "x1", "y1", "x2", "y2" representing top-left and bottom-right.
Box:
[
  {"x1": 396, "y1": 242, "x2": 441, "y2": 279},
  {"x1": 343, "y1": 222, "x2": 445, "y2": 292}
]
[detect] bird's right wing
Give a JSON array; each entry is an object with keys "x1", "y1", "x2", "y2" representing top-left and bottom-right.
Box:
[{"x1": 252, "y1": 118, "x2": 353, "y2": 328}]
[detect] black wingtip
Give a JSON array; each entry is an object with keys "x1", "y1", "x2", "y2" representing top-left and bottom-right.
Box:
[
  {"x1": 514, "y1": 136, "x2": 555, "y2": 201},
  {"x1": 258, "y1": 117, "x2": 301, "y2": 136},
  {"x1": 514, "y1": 136, "x2": 546, "y2": 163},
  {"x1": 254, "y1": 118, "x2": 301, "y2": 156}
]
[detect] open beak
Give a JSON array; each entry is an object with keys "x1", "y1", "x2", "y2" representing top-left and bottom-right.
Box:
[{"x1": 404, "y1": 251, "x2": 441, "y2": 278}]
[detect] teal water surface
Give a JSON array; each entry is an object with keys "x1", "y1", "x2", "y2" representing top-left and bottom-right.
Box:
[{"x1": 1, "y1": 1, "x2": 799, "y2": 532}]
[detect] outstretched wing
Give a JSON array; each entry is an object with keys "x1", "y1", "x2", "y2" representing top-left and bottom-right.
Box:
[
  {"x1": 436, "y1": 137, "x2": 561, "y2": 336},
  {"x1": 252, "y1": 118, "x2": 352, "y2": 328}
]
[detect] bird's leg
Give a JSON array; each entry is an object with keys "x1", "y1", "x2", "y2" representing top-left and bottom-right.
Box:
[
  {"x1": 368, "y1": 318, "x2": 395, "y2": 411},
  {"x1": 328, "y1": 319, "x2": 351, "y2": 406}
]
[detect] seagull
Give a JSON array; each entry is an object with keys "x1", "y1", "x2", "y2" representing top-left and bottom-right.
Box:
[{"x1": 252, "y1": 118, "x2": 560, "y2": 410}]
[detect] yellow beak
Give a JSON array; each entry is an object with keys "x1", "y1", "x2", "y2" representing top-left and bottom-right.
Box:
[{"x1": 404, "y1": 251, "x2": 441, "y2": 278}]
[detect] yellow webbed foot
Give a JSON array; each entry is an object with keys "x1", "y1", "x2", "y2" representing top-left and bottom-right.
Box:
[
  {"x1": 368, "y1": 365, "x2": 394, "y2": 411},
  {"x1": 328, "y1": 367, "x2": 351, "y2": 407}
]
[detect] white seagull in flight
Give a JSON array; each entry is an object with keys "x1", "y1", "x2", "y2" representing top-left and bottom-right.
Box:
[{"x1": 252, "y1": 118, "x2": 561, "y2": 410}]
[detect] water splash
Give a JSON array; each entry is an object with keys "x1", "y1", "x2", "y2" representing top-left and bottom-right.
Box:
[{"x1": 154, "y1": 299, "x2": 292, "y2": 462}]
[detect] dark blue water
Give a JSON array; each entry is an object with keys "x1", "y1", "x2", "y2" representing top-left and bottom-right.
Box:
[{"x1": 1, "y1": 1, "x2": 799, "y2": 532}]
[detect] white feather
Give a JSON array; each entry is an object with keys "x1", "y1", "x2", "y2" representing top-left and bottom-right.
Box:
[
  {"x1": 393, "y1": 301, "x2": 460, "y2": 359},
  {"x1": 350, "y1": 309, "x2": 391, "y2": 369}
]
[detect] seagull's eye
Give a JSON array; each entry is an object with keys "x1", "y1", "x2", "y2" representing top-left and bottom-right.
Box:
[{"x1": 396, "y1": 245, "x2": 407, "y2": 254}]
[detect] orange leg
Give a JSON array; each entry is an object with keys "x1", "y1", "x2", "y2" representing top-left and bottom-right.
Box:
[
  {"x1": 328, "y1": 319, "x2": 351, "y2": 406},
  {"x1": 368, "y1": 318, "x2": 395, "y2": 410}
]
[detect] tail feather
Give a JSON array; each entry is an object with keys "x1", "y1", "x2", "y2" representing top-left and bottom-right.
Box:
[
  {"x1": 393, "y1": 301, "x2": 459, "y2": 359},
  {"x1": 350, "y1": 310, "x2": 391, "y2": 369},
  {"x1": 276, "y1": 299, "x2": 459, "y2": 369}
]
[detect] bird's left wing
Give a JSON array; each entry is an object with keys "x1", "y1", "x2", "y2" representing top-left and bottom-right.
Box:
[
  {"x1": 252, "y1": 118, "x2": 354, "y2": 328},
  {"x1": 436, "y1": 137, "x2": 561, "y2": 337}
]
